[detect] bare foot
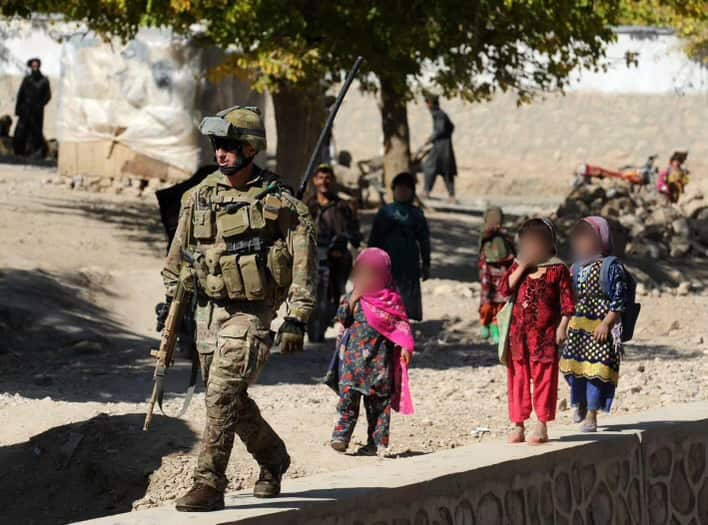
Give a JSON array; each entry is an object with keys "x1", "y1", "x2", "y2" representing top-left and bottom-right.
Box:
[
  {"x1": 507, "y1": 424, "x2": 525, "y2": 443},
  {"x1": 527, "y1": 422, "x2": 548, "y2": 445}
]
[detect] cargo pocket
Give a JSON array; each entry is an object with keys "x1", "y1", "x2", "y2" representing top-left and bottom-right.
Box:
[
  {"x1": 216, "y1": 324, "x2": 251, "y2": 379},
  {"x1": 239, "y1": 254, "x2": 267, "y2": 300},
  {"x1": 267, "y1": 239, "x2": 292, "y2": 288},
  {"x1": 220, "y1": 255, "x2": 246, "y2": 300}
]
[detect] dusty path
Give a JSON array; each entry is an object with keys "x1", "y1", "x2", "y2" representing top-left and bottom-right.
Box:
[{"x1": 0, "y1": 164, "x2": 707, "y2": 524}]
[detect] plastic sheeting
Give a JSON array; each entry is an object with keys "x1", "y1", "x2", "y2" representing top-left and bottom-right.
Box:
[{"x1": 57, "y1": 27, "x2": 201, "y2": 173}]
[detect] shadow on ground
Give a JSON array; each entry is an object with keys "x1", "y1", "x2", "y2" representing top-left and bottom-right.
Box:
[
  {"x1": 0, "y1": 268, "x2": 166, "y2": 403},
  {"x1": 39, "y1": 196, "x2": 167, "y2": 257},
  {"x1": 0, "y1": 413, "x2": 196, "y2": 525}
]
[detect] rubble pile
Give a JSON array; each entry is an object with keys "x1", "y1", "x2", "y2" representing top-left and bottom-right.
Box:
[{"x1": 552, "y1": 179, "x2": 708, "y2": 259}]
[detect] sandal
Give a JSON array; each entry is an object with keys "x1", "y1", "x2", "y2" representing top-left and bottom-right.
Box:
[
  {"x1": 527, "y1": 423, "x2": 549, "y2": 445},
  {"x1": 507, "y1": 426, "x2": 525, "y2": 444},
  {"x1": 573, "y1": 404, "x2": 588, "y2": 424},
  {"x1": 330, "y1": 440, "x2": 348, "y2": 453},
  {"x1": 580, "y1": 411, "x2": 598, "y2": 433}
]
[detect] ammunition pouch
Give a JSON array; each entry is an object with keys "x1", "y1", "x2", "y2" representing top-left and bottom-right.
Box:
[{"x1": 267, "y1": 238, "x2": 293, "y2": 288}]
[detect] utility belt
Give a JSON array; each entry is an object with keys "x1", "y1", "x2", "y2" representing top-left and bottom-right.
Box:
[{"x1": 183, "y1": 236, "x2": 292, "y2": 302}]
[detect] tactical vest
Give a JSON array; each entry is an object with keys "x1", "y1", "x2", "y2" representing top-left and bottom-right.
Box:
[{"x1": 183, "y1": 171, "x2": 294, "y2": 302}]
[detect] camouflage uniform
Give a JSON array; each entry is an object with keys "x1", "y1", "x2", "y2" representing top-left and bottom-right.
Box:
[{"x1": 163, "y1": 166, "x2": 316, "y2": 492}]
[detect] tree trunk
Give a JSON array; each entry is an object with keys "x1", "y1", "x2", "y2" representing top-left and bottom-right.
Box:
[
  {"x1": 379, "y1": 77, "x2": 411, "y2": 192},
  {"x1": 272, "y1": 83, "x2": 326, "y2": 192}
]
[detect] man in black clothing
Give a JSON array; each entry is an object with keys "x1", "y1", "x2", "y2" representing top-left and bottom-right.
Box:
[
  {"x1": 14, "y1": 58, "x2": 51, "y2": 158},
  {"x1": 422, "y1": 94, "x2": 457, "y2": 203},
  {"x1": 306, "y1": 164, "x2": 361, "y2": 341}
]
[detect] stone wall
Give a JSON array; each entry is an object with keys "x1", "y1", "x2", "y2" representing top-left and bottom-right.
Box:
[
  {"x1": 78, "y1": 402, "x2": 708, "y2": 525},
  {"x1": 321, "y1": 89, "x2": 708, "y2": 199}
]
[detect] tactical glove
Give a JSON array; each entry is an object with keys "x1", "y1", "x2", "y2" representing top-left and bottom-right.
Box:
[
  {"x1": 276, "y1": 318, "x2": 305, "y2": 353},
  {"x1": 155, "y1": 297, "x2": 172, "y2": 332}
]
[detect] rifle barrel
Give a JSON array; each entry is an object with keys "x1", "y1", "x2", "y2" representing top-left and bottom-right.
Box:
[{"x1": 297, "y1": 56, "x2": 365, "y2": 198}]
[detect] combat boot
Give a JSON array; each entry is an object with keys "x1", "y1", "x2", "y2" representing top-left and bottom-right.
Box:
[
  {"x1": 175, "y1": 483, "x2": 225, "y2": 512},
  {"x1": 253, "y1": 454, "x2": 291, "y2": 498}
]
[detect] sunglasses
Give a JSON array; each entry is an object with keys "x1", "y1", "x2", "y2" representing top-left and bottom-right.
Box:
[{"x1": 210, "y1": 136, "x2": 243, "y2": 152}]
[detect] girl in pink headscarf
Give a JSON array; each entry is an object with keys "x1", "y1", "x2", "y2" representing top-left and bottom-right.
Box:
[{"x1": 328, "y1": 248, "x2": 415, "y2": 456}]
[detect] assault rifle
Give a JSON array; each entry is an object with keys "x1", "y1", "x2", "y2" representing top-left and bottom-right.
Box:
[
  {"x1": 296, "y1": 56, "x2": 364, "y2": 199},
  {"x1": 143, "y1": 277, "x2": 192, "y2": 431}
]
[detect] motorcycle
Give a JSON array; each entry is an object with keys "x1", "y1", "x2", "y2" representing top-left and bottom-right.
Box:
[{"x1": 573, "y1": 154, "x2": 658, "y2": 190}]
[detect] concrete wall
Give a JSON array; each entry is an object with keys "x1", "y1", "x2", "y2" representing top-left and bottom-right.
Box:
[{"x1": 77, "y1": 402, "x2": 708, "y2": 525}]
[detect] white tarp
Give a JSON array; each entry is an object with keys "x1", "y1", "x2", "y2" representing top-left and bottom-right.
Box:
[{"x1": 57, "y1": 27, "x2": 201, "y2": 172}]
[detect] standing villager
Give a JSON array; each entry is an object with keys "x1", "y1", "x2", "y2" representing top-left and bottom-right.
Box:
[
  {"x1": 499, "y1": 219, "x2": 574, "y2": 445},
  {"x1": 13, "y1": 58, "x2": 51, "y2": 158},
  {"x1": 159, "y1": 106, "x2": 317, "y2": 512},
  {"x1": 561, "y1": 216, "x2": 628, "y2": 432},
  {"x1": 306, "y1": 163, "x2": 361, "y2": 342},
  {"x1": 329, "y1": 248, "x2": 415, "y2": 455},
  {"x1": 478, "y1": 206, "x2": 516, "y2": 343},
  {"x1": 421, "y1": 94, "x2": 457, "y2": 203},
  {"x1": 368, "y1": 172, "x2": 431, "y2": 321}
]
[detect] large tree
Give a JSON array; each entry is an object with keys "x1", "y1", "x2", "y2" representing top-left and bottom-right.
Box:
[{"x1": 3, "y1": 1, "x2": 622, "y2": 186}]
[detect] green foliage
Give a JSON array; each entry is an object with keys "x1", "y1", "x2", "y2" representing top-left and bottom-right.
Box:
[
  {"x1": 619, "y1": 0, "x2": 708, "y2": 63},
  {"x1": 2, "y1": 0, "x2": 622, "y2": 103}
]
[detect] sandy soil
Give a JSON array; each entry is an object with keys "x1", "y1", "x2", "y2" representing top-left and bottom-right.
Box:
[{"x1": 1, "y1": 164, "x2": 707, "y2": 524}]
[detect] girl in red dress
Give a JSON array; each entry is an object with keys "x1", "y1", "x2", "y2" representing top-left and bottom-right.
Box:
[{"x1": 499, "y1": 219, "x2": 575, "y2": 444}]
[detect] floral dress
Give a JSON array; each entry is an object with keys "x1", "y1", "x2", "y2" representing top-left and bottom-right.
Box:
[{"x1": 331, "y1": 294, "x2": 394, "y2": 448}]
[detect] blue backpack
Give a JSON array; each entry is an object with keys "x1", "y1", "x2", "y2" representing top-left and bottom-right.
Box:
[{"x1": 571, "y1": 256, "x2": 641, "y2": 342}]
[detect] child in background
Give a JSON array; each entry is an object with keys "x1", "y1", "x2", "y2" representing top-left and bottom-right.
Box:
[
  {"x1": 329, "y1": 248, "x2": 415, "y2": 456},
  {"x1": 500, "y1": 219, "x2": 574, "y2": 444},
  {"x1": 561, "y1": 216, "x2": 626, "y2": 432},
  {"x1": 478, "y1": 206, "x2": 516, "y2": 343}
]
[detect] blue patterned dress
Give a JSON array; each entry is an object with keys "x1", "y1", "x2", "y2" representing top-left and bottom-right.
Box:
[
  {"x1": 561, "y1": 258, "x2": 626, "y2": 412},
  {"x1": 331, "y1": 294, "x2": 394, "y2": 448}
]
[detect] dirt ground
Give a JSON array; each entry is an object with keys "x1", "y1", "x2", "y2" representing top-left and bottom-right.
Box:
[{"x1": 1, "y1": 164, "x2": 707, "y2": 525}]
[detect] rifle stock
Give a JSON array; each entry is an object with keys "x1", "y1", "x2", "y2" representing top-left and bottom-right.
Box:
[
  {"x1": 297, "y1": 56, "x2": 365, "y2": 199},
  {"x1": 143, "y1": 280, "x2": 191, "y2": 431}
]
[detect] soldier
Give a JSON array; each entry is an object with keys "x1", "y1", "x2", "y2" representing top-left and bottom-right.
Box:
[
  {"x1": 306, "y1": 164, "x2": 361, "y2": 342},
  {"x1": 159, "y1": 105, "x2": 317, "y2": 512}
]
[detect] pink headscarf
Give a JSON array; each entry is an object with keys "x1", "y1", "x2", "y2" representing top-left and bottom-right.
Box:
[
  {"x1": 354, "y1": 248, "x2": 415, "y2": 414},
  {"x1": 582, "y1": 216, "x2": 612, "y2": 255}
]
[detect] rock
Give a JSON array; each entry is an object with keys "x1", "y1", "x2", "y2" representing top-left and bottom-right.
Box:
[
  {"x1": 670, "y1": 238, "x2": 690, "y2": 258},
  {"x1": 32, "y1": 374, "x2": 53, "y2": 386},
  {"x1": 557, "y1": 398, "x2": 568, "y2": 411},
  {"x1": 676, "y1": 282, "x2": 691, "y2": 296},
  {"x1": 635, "y1": 282, "x2": 647, "y2": 296},
  {"x1": 637, "y1": 364, "x2": 645, "y2": 373},
  {"x1": 695, "y1": 335, "x2": 704, "y2": 345},
  {"x1": 69, "y1": 339, "x2": 104, "y2": 354},
  {"x1": 667, "y1": 320, "x2": 680, "y2": 332},
  {"x1": 630, "y1": 386, "x2": 642, "y2": 394},
  {"x1": 672, "y1": 218, "x2": 690, "y2": 238}
]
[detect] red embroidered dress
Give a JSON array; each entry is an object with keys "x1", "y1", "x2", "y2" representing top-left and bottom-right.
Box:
[{"x1": 499, "y1": 262, "x2": 575, "y2": 362}]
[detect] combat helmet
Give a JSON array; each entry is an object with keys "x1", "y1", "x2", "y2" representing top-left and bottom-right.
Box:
[{"x1": 199, "y1": 105, "x2": 267, "y2": 153}]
